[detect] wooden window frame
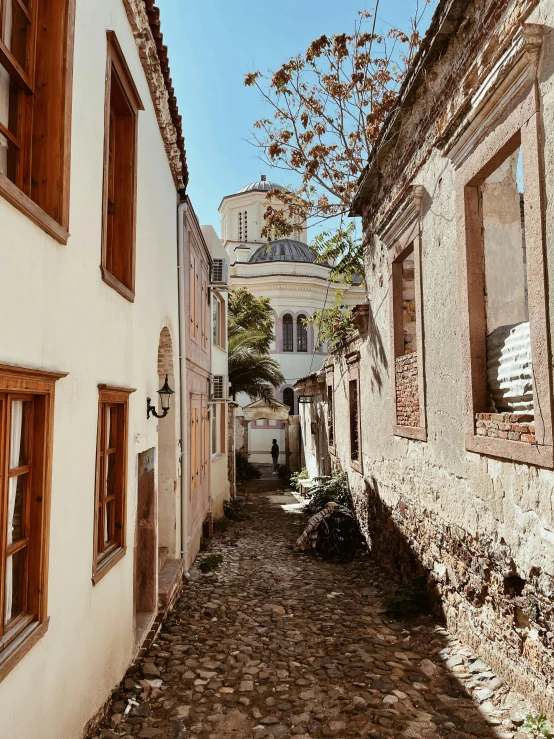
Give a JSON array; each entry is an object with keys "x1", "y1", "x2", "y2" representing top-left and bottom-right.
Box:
[
  {"x1": 378, "y1": 186, "x2": 427, "y2": 441},
  {"x1": 190, "y1": 396, "x2": 200, "y2": 493},
  {"x1": 454, "y1": 80, "x2": 552, "y2": 467},
  {"x1": 0, "y1": 0, "x2": 76, "y2": 243},
  {"x1": 201, "y1": 402, "x2": 208, "y2": 476},
  {"x1": 92, "y1": 384, "x2": 135, "y2": 585},
  {"x1": 0, "y1": 363, "x2": 67, "y2": 684},
  {"x1": 100, "y1": 32, "x2": 143, "y2": 303},
  {"x1": 347, "y1": 353, "x2": 362, "y2": 473},
  {"x1": 326, "y1": 366, "x2": 335, "y2": 455},
  {"x1": 190, "y1": 252, "x2": 199, "y2": 342},
  {"x1": 201, "y1": 276, "x2": 208, "y2": 351}
]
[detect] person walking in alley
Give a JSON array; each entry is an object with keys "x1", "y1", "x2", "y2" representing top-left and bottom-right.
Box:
[{"x1": 271, "y1": 439, "x2": 280, "y2": 473}]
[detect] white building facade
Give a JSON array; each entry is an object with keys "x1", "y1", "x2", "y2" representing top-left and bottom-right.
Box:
[{"x1": 219, "y1": 178, "x2": 365, "y2": 465}]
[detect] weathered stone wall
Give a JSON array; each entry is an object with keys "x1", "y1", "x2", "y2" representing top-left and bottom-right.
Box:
[
  {"x1": 395, "y1": 352, "x2": 420, "y2": 427},
  {"x1": 325, "y1": 0, "x2": 554, "y2": 719}
]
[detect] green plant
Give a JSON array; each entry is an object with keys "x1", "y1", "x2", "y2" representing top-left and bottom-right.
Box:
[
  {"x1": 199, "y1": 536, "x2": 210, "y2": 552},
  {"x1": 213, "y1": 517, "x2": 229, "y2": 534},
  {"x1": 290, "y1": 468, "x2": 309, "y2": 491},
  {"x1": 522, "y1": 714, "x2": 552, "y2": 738},
  {"x1": 306, "y1": 289, "x2": 355, "y2": 350},
  {"x1": 277, "y1": 464, "x2": 290, "y2": 481},
  {"x1": 199, "y1": 554, "x2": 223, "y2": 573},
  {"x1": 236, "y1": 451, "x2": 261, "y2": 481},
  {"x1": 307, "y1": 470, "x2": 352, "y2": 513},
  {"x1": 383, "y1": 576, "x2": 430, "y2": 620},
  {"x1": 224, "y1": 498, "x2": 248, "y2": 521}
]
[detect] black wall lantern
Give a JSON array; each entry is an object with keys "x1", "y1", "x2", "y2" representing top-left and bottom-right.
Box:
[{"x1": 147, "y1": 375, "x2": 175, "y2": 419}]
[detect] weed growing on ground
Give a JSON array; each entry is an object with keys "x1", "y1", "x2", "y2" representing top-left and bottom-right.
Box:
[
  {"x1": 199, "y1": 554, "x2": 223, "y2": 573},
  {"x1": 384, "y1": 576, "x2": 430, "y2": 620},
  {"x1": 199, "y1": 536, "x2": 210, "y2": 552},
  {"x1": 522, "y1": 714, "x2": 552, "y2": 738},
  {"x1": 224, "y1": 498, "x2": 248, "y2": 521},
  {"x1": 213, "y1": 517, "x2": 229, "y2": 534}
]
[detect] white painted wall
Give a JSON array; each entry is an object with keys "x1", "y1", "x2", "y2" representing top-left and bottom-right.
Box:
[{"x1": 0, "y1": 2, "x2": 181, "y2": 737}]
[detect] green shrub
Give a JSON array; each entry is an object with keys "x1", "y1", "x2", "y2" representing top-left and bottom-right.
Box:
[
  {"x1": 277, "y1": 464, "x2": 290, "y2": 482},
  {"x1": 224, "y1": 498, "x2": 248, "y2": 521},
  {"x1": 199, "y1": 536, "x2": 210, "y2": 552},
  {"x1": 290, "y1": 468, "x2": 309, "y2": 491},
  {"x1": 199, "y1": 554, "x2": 223, "y2": 573},
  {"x1": 383, "y1": 576, "x2": 430, "y2": 620},
  {"x1": 306, "y1": 470, "x2": 351, "y2": 513},
  {"x1": 236, "y1": 451, "x2": 261, "y2": 480},
  {"x1": 522, "y1": 714, "x2": 552, "y2": 738}
]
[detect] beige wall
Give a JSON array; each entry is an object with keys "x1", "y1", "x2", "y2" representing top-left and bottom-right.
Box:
[
  {"x1": 319, "y1": 0, "x2": 554, "y2": 717},
  {"x1": 0, "y1": 1, "x2": 182, "y2": 737}
]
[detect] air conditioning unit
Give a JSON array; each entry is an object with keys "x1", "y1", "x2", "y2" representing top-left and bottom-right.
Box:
[
  {"x1": 211, "y1": 375, "x2": 228, "y2": 401},
  {"x1": 211, "y1": 258, "x2": 228, "y2": 286}
]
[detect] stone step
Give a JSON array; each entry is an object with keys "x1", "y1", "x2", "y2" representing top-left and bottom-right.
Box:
[{"x1": 158, "y1": 546, "x2": 169, "y2": 572}]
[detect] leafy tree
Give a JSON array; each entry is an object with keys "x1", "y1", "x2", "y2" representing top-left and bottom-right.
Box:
[
  {"x1": 308, "y1": 290, "x2": 355, "y2": 350},
  {"x1": 228, "y1": 287, "x2": 275, "y2": 353},
  {"x1": 228, "y1": 331, "x2": 284, "y2": 406},
  {"x1": 228, "y1": 289, "x2": 283, "y2": 404},
  {"x1": 244, "y1": 2, "x2": 432, "y2": 279}
]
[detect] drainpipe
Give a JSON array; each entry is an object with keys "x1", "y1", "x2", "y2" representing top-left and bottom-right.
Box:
[{"x1": 177, "y1": 200, "x2": 190, "y2": 574}]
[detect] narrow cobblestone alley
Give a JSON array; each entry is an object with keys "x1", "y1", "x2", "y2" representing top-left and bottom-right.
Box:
[{"x1": 92, "y1": 476, "x2": 531, "y2": 739}]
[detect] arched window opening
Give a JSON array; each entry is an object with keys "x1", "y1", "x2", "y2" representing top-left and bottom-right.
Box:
[
  {"x1": 283, "y1": 387, "x2": 295, "y2": 416},
  {"x1": 297, "y1": 315, "x2": 308, "y2": 352},
  {"x1": 282, "y1": 314, "x2": 293, "y2": 352}
]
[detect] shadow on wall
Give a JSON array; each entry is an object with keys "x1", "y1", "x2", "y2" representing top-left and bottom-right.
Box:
[
  {"x1": 366, "y1": 297, "x2": 389, "y2": 395},
  {"x1": 356, "y1": 475, "x2": 554, "y2": 718}
]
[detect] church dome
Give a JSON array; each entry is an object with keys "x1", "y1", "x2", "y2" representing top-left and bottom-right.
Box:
[
  {"x1": 249, "y1": 239, "x2": 329, "y2": 266},
  {"x1": 237, "y1": 176, "x2": 280, "y2": 194}
]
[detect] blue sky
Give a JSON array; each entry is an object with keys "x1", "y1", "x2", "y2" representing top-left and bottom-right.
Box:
[{"x1": 156, "y1": 0, "x2": 436, "y2": 236}]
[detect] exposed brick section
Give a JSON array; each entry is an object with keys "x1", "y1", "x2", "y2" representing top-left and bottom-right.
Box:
[
  {"x1": 157, "y1": 326, "x2": 174, "y2": 376},
  {"x1": 475, "y1": 412, "x2": 536, "y2": 443},
  {"x1": 395, "y1": 352, "x2": 420, "y2": 427}
]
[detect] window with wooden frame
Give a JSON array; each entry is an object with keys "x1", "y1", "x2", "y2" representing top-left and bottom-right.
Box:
[
  {"x1": 100, "y1": 32, "x2": 143, "y2": 302},
  {"x1": 190, "y1": 397, "x2": 199, "y2": 492},
  {"x1": 346, "y1": 353, "x2": 362, "y2": 473},
  {"x1": 451, "y1": 31, "x2": 552, "y2": 468},
  {"x1": 93, "y1": 385, "x2": 134, "y2": 584},
  {"x1": 0, "y1": 0, "x2": 75, "y2": 243},
  {"x1": 326, "y1": 371, "x2": 335, "y2": 452},
  {"x1": 297, "y1": 315, "x2": 308, "y2": 352},
  {"x1": 282, "y1": 314, "x2": 293, "y2": 352},
  {"x1": 201, "y1": 404, "x2": 208, "y2": 476},
  {"x1": 0, "y1": 363, "x2": 66, "y2": 683},
  {"x1": 190, "y1": 252, "x2": 199, "y2": 341},
  {"x1": 201, "y1": 277, "x2": 208, "y2": 350},
  {"x1": 378, "y1": 186, "x2": 427, "y2": 441}
]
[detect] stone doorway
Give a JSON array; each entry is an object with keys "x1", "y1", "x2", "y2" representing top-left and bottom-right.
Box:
[{"x1": 237, "y1": 399, "x2": 301, "y2": 472}]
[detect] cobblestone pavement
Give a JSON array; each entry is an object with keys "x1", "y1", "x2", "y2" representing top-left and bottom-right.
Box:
[{"x1": 91, "y1": 476, "x2": 534, "y2": 739}]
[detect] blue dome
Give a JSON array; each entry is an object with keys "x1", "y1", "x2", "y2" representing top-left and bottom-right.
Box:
[{"x1": 249, "y1": 239, "x2": 329, "y2": 266}]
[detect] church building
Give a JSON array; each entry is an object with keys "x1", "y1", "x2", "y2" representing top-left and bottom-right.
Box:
[{"x1": 219, "y1": 176, "x2": 365, "y2": 465}]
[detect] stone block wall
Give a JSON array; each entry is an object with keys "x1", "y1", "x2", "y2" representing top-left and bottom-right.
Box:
[
  {"x1": 476, "y1": 413, "x2": 536, "y2": 443},
  {"x1": 395, "y1": 352, "x2": 420, "y2": 427},
  {"x1": 354, "y1": 477, "x2": 554, "y2": 717}
]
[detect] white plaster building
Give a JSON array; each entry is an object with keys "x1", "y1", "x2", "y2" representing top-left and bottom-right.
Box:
[
  {"x1": 219, "y1": 177, "x2": 365, "y2": 465},
  {"x1": 201, "y1": 225, "x2": 233, "y2": 518}
]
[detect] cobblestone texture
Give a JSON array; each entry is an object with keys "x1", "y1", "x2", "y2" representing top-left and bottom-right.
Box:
[{"x1": 90, "y1": 476, "x2": 535, "y2": 739}]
